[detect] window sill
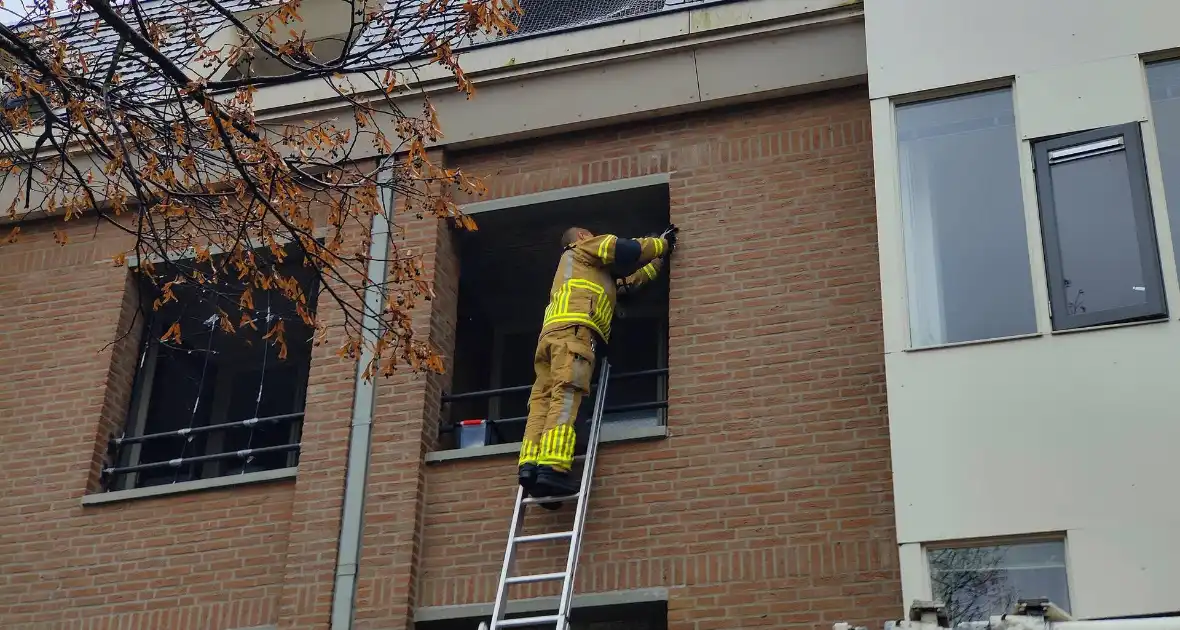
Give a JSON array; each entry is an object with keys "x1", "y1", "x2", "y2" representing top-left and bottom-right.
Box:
[
  {"x1": 900, "y1": 316, "x2": 1171, "y2": 353},
  {"x1": 902, "y1": 332, "x2": 1044, "y2": 353},
  {"x1": 426, "y1": 423, "x2": 668, "y2": 464},
  {"x1": 1049, "y1": 316, "x2": 1168, "y2": 336},
  {"x1": 81, "y1": 467, "x2": 297, "y2": 506}
]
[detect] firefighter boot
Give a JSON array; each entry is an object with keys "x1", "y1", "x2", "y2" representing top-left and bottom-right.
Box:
[
  {"x1": 520, "y1": 463, "x2": 561, "y2": 510},
  {"x1": 518, "y1": 463, "x2": 538, "y2": 493},
  {"x1": 533, "y1": 465, "x2": 580, "y2": 511}
]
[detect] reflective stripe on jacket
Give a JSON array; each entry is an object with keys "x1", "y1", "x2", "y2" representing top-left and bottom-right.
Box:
[{"x1": 541, "y1": 234, "x2": 668, "y2": 342}]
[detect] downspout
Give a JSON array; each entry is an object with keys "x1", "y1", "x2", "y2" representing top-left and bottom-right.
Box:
[{"x1": 331, "y1": 160, "x2": 393, "y2": 630}]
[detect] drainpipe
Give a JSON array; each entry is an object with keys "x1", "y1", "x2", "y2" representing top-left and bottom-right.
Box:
[{"x1": 330, "y1": 162, "x2": 393, "y2": 630}]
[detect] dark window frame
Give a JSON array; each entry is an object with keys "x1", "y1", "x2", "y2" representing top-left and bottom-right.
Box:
[
  {"x1": 105, "y1": 245, "x2": 319, "y2": 491},
  {"x1": 1033, "y1": 122, "x2": 1167, "y2": 330},
  {"x1": 441, "y1": 184, "x2": 671, "y2": 451}
]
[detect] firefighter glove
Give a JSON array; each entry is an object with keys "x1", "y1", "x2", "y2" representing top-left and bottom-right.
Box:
[{"x1": 661, "y1": 224, "x2": 679, "y2": 251}]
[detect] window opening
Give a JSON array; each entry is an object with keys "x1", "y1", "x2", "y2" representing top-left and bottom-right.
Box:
[
  {"x1": 414, "y1": 599, "x2": 668, "y2": 630},
  {"x1": 440, "y1": 185, "x2": 670, "y2": 450},
  {"x1": 101, "y1": 244, "x2": 318, "y2": 491}
]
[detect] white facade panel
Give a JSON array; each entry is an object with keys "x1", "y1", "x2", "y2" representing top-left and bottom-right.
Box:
[
  {"x1": 865, "y1": 0, "x2": 1180, "y2": 100},
  {"x1": 1015, "y1": 56, "x2": 1151, "y2": 141},
  {"x1": 885, "y1": 323, "x2": 1180, "y2": 619},
  {"x1": 888, "y1": 322, "x2": 1180, "y2": 543},
  {"x1": 866, "y1": 0, "x2": 1180, "y2": 619}
]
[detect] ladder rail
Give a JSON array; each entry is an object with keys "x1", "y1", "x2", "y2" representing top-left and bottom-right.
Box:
[
  {"x1": 484, "y1": 358, "x2": 613, "y2": 630},
  {"x1": 487, "y1": 483, "x2": 527, "y2": 627},
  {"x1": 556, "y1": 359, "x2": 611, "y2": 627}
]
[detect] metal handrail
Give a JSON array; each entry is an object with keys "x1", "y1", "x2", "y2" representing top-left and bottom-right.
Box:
[
  {"x1": 102, "y1": 443, "x2": 300, "y2": 476},
  {"x1": 112, "y1": 412, "x2": 304, "y2": 446},
  {"x1": 439, "y1": 400, "x2": 668, "y2": 433},
  {"x1": 441, "y1": 368, "x2": 668, "y2": 404}
]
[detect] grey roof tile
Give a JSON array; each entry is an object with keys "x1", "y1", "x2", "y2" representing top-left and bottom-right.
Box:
[{"x1": 7, "y1": 0, "x2": 724, "y2": 101}]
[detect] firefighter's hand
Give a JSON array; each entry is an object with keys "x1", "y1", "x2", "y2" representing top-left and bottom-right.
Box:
[{"x1": 661, "y1": 224, "x2": 679, "y2": 251}]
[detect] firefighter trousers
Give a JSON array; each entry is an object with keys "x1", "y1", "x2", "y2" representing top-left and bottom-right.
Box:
[{"x1": 518, "y1": 325, "x2": 598, "y2": 473}]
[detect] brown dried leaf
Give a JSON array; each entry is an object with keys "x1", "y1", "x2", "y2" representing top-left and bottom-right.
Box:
[{"x1": 160, "y1": 322, "x2": 182, "y2": 345}]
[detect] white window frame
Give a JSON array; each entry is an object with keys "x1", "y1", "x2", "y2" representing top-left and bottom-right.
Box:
[
  {"x1": 924, "y1": 536, "x2": 1072, "y2": 625},
  {"x1": 890, "y1": 85, "x2": 1042, "y2": 349}
]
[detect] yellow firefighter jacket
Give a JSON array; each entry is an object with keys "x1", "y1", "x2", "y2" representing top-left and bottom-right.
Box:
[{"x1": 541, "y1": 234, "x2": 669, "y2": 343}]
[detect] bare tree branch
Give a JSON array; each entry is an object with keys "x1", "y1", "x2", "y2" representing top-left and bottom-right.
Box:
[{"x1": 0, "y1": 0, "x2": 525, "y2": 376}]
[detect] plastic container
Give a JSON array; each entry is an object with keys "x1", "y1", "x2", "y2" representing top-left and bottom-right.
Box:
[{"x1": 458, "y1": 419, "x2": 490, "y2": 449}]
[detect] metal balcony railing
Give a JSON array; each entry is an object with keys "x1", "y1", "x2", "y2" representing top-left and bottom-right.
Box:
[
  {"x1": 101, "y1": 412, "x2": 302, "y2": 487},
  {"x1": 486, "y1": 0, "x2": 732, "y2": 44},
  {"x1": 439, "y1": 368, "x2": 668, "y2": 441}
]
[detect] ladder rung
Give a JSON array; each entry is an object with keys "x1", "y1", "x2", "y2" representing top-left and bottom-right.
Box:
[
  {"x1": 496, "y1": 614, "x2": 561, "y2": 628},
  {"x1": 505, "y1": 571, "x2": 567, "y2": 585},
  {"x1": 515, "y1": 530, "x2": 574, "y2": 543},
  {"x1": 521, "y1": 494, "x2": 579, "y2": 505}
]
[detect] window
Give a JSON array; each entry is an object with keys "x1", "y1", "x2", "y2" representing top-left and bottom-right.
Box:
[
  {"x1": 414, "y1": 599, "x2": 667, "y2": 630},
  {"x1": 222, "y1": 33, "x2": 350, "y2": 80},
  {"x1": 895, "y1": 89, "x2": 1038, "y2": 347},
  {"x1": 1033, "y1": 123, "x2": 1166, "y2": 330},
  {"x1": 2, "y1": 94, "x2": 46, "y2": 123},
  {"x1": 442, "y1": 184, "x2": 670, "y2": 450},
  {"x1": 928, "y1": 540, "x2": 1070, "y2": 627},
  {"x1": 215, "y1": 0, "x2": 357, "y2": 80},
  {"x1": 1146, "y1": 60, "x2": 1180, "y2": 281},
  {"x1": 102, "y1": 246, "x2": 318, "y2": 491}
]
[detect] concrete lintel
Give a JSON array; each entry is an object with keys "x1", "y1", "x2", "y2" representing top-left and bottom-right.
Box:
[
  {"x1": 425, "y1": 423, "x2": 668, "y2": 464},
  {"x1": 250, "y1": 0, "x2": 860, "y2": 117},
  {"x1": 460, "y1": 173, "x2": 671, "y2": 215},
  {"x1": 81, "y1": 467, "x2": 297, "y2": 506},
  {"x1": 413, "y1": 587, "x2": 669, "y2": 623}
]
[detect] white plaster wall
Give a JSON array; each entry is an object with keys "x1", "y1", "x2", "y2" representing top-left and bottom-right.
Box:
[
  {"x1": 866, "y1": 0, "x2": 1180, "y2": 619},
  {"x1": 865, "y1": 0, "x2": 1180, "y2": 100},
  {"x1": 887, "y1": 327, "x2": 1180, "y2": 619}
]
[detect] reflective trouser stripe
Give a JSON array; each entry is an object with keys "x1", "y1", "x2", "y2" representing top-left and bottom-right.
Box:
[
  {"x1": 518, "y1": 439, "x2": 540, "y2": 467},
  {"x1": 537, "y1": 423, "x2": 577, "y2": 471}
]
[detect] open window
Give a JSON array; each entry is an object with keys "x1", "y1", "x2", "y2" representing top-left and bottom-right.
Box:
[
  {"x1": 101, "y1": 244, "x2": 319, "y2": 491},
  {"x1": 415, "y1": 598, "x2": 668, "y2": 630},
  {"x1": 442, "y1": 184, "x2": 670, "y2": 451}
]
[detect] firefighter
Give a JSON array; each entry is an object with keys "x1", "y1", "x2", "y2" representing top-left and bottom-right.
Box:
[{"x1": 518, "y1": 224, "x2": 678, "y2": 506}]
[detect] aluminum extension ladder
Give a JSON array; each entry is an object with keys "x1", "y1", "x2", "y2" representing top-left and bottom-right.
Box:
[{"x1": 478, "y1": 359, "x2": 612, "y2": 630}]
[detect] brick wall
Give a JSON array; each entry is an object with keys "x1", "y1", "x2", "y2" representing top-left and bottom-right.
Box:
[
  {"x1": 414, "y1": 85, "x2": 900, "y2": 629},
  {"x1": 0, "y1": 222, "x2": 296, "y2": 630},
  {"x1": 0, "y1": 84, "x2": 899, "y2": 630},
  {"x1": 0, "y1": 213, "x2": 366, "y2": 629}
]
